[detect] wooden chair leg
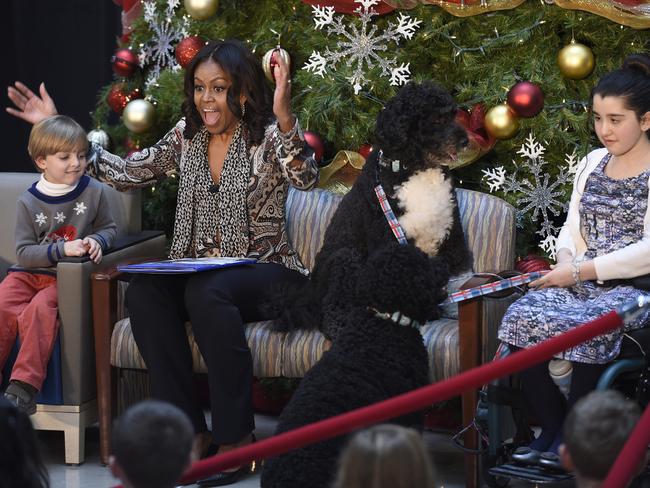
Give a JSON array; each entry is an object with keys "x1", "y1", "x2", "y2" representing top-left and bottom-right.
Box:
[
  {"x1": 458, "y1": 289, "x2": 488, "y2": 488},
  {"x1": 462, "y1": 389, "x2": 479, "y2": 488},
  {"x1": 92, "y1": 272, "x2": 119, "y2": 465}
]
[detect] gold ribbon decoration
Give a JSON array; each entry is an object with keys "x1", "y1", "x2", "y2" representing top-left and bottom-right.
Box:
[
  {"x1": 317, "y1": 150, "x2": 367, "y2": 195},
  {"x1": 383, "y1": 0, "x2": 525, "y2": 17},
  {"x1": 552, "y1": 0, "x2": 650, "y2": 29},
  {"x1": 383, "y1": 0, "x2": 650, "y2": 27}
]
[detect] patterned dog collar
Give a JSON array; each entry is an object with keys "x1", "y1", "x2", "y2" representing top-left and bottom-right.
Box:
[{"x1": 368, "y1": 307, "x2": 421, "y2": 328}]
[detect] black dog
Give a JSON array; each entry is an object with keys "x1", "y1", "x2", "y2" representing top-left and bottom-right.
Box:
[
  {"x1": 274, "y1": 80, "x2": 472, "y2": 340},
  {"x1": 261, "y1": 244, "x2": 441, "y2": 488}
]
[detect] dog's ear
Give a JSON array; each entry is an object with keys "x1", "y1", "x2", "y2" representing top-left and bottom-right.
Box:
[{"x1": 355, "y1": 242, "x2": 447, "y2": 322}]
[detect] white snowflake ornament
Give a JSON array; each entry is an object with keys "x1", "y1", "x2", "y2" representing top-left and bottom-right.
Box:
[
  {"x1": 483, "y1": 133, "x2": 574, "y2": 256},
  {"x1": 303, "y1": 0, "x2": 421, "y2": 94},
  {"x1": 539, "y1": 234, "x2": 558, "y2": 261},
  {"x1": 481, "y1": 166, "x2": 506, "y2": 193},
  {"x1": 54, "y1": 212, "x2": 66, "y2": 223},
  {"x1": 138, "y1": 0, "x2": 189, "y2": 87}
]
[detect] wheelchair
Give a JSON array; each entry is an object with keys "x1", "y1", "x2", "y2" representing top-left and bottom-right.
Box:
[{"x1": 475, "y1": 327, "x2": 650, "y2": 487}]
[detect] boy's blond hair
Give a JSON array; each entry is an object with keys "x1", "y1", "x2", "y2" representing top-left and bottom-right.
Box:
[{"x1": 27, "y1": 115, "x2": 88, "y2": 169}]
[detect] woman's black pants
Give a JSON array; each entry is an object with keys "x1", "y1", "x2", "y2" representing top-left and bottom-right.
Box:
[{"x1": 125, "y1": 262, "x2": 307, "y2": 444}]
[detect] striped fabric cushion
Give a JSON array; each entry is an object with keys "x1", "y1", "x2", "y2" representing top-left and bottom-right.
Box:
[
  {"x1": 421, "y1": 318, "x2": 460, "y2": 383},
  {"x1": 285, "y1": 187, "x2": 342, "y2": 271},
  {"x1": 111, "y1": 319, "x2": 286, "y2": 377},
  {"x1": 110, "y1": 188, "x2": 514, "y2": 385},
  {"x1": 281, "y1": 329, "x2": 332, "y2": 377},
  {"x1": 456, "y1": 188, "x2": 516, "y2": 274}
]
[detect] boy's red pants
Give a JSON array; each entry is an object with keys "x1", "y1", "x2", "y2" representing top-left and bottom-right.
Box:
[{"x1": 0, "y1": 271, "x2": 59, "y2": 391}]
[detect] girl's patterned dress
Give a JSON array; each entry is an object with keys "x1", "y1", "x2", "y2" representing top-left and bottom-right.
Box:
[{"x1": 498, "y1": 153, "x2": 650, "y2": 364}]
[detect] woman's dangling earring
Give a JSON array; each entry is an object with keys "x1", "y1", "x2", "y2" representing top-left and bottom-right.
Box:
[{"x1": 241, "y1": 102, "x2": 246, "y2": 119}]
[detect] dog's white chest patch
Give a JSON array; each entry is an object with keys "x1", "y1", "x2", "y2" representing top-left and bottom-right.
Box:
[{"x1": 394, "y1": 167, "x2": 454, "y2": 257}]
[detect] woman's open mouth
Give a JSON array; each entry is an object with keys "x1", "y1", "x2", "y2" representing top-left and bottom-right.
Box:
[{"x1": 203, "y1": 108, "x2": 220, "y2": 125}]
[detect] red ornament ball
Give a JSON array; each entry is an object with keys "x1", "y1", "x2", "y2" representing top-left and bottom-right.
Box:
[
  {"x1": 358, "y1": 144, "x2": 374, "y2": 159},
  {"x1": 106, "y1": 84, "x2": 143, "y2": 114},
  {"x1": 111, "y1": 48, "x2": 139, "y2": 77},
  {"x1": 122, "y1": 0, "x2": 139, "y2": 10},
  {"x1": 303, "y1": 131, "x2": 324, "y2": 163},
  {"x1": 515, "y1": 254, "x2": 551, "y2": 274},
  {"x1": 175, "y1": 36, "x2": 205, "y2": 68},
  {"x1": 507, "y1": 81, "x2": 544, "y2": 118}
]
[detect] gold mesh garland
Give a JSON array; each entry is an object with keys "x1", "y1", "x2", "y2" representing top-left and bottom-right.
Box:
[
  {"x1": 383, "y1": 0, "x2": 525, "y2": 16},
  {"x1": 383, "y1": 0, "x2": 650, "y2": 27},
  {"x1": 553, "y1": 0, "x2": 650, "y2": 29}
]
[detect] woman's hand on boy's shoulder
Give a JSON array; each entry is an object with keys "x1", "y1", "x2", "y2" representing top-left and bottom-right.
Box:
[{"x1": 6, "y1": 81, "x2": 58, "y2": 125}]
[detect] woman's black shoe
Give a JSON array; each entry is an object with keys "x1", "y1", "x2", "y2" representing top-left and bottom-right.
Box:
[
  {"x1": 196, "y1": 464, "x2": 252, "y2": 487},
  {"x1": 511, "y1": 446, "x2": 542, "y2": 465}
]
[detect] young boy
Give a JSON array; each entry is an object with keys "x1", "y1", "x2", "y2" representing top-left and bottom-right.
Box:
[
  {"x1": 0, "y1": 115, "x2": 116, "y2": 414},
  {"x1": 110, "y1": 400, "x2": 196, "y2": 488},
  {"x1": 560, "y1": 390, "x2": 643, "y2": 487}
]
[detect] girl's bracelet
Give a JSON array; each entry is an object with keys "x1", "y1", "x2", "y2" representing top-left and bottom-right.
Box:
[{"x1": 571, "y1": 257, "x2": 583, "y2": 286}]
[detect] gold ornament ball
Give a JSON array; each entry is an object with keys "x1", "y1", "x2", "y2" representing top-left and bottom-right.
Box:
[
  {"x1": 123, "y1": 99, "x2": 155, "y2": 134},
  {"x1": 184, "y1": 0, "x2": 218, "y2": 20},
  {"x1": 558, "y1": 42, "x2": 595, "y2": 80},
  {"x1": 262, "y1": 46, "x2": 291, "y2": 83},
  {"x1": 484, "y1": 104, "x2": 519, "y2": 140}
]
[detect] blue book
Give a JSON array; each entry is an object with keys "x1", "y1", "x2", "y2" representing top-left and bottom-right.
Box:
[{"x1": 117, "y1": 257, "x2": 257, "y2": 274}]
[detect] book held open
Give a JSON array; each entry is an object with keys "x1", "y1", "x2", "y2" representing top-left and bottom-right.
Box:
[{"x1": 117, "y1": 257, "x2": 257, "y2": 274}]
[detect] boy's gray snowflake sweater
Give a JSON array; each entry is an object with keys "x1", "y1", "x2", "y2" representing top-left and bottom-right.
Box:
[{"x1": 14, "y1": 175, "x2": 117, "y2": 273}]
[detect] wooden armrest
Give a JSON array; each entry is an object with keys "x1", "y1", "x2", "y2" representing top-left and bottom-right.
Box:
[
  {"x1": 460, "y1": 272, "x2": 500, "y2": 291},
  {"x1": 90, "y1": 230, "x2": 167, "y2": 463}
]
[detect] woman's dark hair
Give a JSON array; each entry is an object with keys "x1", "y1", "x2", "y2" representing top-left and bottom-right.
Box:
[
  {"x1": 0, "y1": 397, "x2": 49, "y2": 488},
  {"x1": 182, "y1": 39, "x2": 273, "y2": 144},
  {"x1": 592, "y1": 53, "x2": 650, "y2": 135}
]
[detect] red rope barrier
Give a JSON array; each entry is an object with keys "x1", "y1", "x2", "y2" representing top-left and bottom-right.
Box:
[
  {"x1": 602, "y1": 402, "x2": 650, "y2": 488},
  {"x1": 173, "y1": 310, "x2": 624, "y2": 484}
]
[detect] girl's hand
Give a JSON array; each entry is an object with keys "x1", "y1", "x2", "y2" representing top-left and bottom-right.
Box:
[
  {"x1": 271, "y1": 53, "x2": 294, "y2": 133},
  {"x1": 63, "y1": 239, "x2": 89, "y2": 257},
  {"x1": 83, "y1": 237, "x2": 103, "y2": 264},
  {"x1": 529, "y1": 262, "x2": 575, "y2": 289},
  {"x1": 6, "y1": 81, "x2": 58, "y2": 125}
]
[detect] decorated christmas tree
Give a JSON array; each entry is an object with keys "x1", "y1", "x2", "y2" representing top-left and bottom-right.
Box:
[{"x1": 94, "y1": 0, "x2": 650, "y2": 260}]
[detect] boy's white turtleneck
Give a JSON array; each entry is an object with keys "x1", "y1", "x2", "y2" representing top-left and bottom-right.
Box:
[{"x1": 36, "y1": 174, "x2": 78, "y2": 197}]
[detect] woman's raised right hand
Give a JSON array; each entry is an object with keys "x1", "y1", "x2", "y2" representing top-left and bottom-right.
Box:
[{"x1": 6, "y1": 81, "x2": 58, "y2": 125}]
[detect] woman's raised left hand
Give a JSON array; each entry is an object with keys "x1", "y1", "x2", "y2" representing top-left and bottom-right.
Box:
[{"x1": 272, "y1": 52, "x2": 295, "y2": 132}]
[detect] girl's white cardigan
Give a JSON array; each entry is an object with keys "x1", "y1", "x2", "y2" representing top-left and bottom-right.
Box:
[{"x1": 556, "y1": 147, "x2": 650, "y2": 281}]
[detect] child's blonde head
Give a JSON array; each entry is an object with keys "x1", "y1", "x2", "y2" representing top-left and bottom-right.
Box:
[
  {"x1": 28, "y1": 115, "x2": 88, "y2": 168},
  {"x1": 333, "y1": 424, "x2": 437, "y2": 488}
]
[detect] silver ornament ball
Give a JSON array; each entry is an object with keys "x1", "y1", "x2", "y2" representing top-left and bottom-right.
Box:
[{"x1": 87, "y1": 128, "x2": 111, "y2": 150}]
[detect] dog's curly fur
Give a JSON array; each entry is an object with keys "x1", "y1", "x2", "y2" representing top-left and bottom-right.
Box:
[
  {"x1": 261, "y1": 82, "x2": 473, "y2": 488},
  {"x1": 261, "y1": 244, "x2": 440, "y2": 488},
  {"x1": 272, "y1": 80, "x2": 472, "y2": 340}
]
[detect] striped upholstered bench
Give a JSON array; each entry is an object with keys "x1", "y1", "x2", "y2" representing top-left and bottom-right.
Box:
[{"x1": 92, "y1": 186, "x2": 516, "y2": 469}]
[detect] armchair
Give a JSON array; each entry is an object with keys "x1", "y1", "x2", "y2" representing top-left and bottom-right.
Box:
[
  {"x1": 91, "y1": 187, "x2": 516, "y2": 487},
  {"x1": 0, "y1": 172, "x2": 166, "y2": 464}
]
